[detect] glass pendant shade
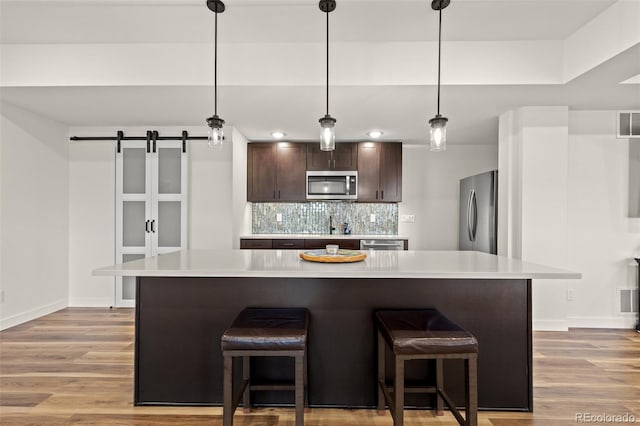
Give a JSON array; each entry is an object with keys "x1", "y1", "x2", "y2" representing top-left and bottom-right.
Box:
[
  {"x1": 319, "y1": 115, "x2": 336, "y2": 151},
  {"x1": 429, "y1": 115, "x2": 448, "y2": 152},
  {"x1": 206, "y1": 115, "x2": 225, "y2": 147}
]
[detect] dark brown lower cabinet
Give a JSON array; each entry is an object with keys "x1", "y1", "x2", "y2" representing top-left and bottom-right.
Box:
[
  {"x1": 240, "y1": 238, "x2": 360, "y2": 250},
  {"x1": 304, "y1": 239, "x2": 360, "y2": 250},
  {"x1": 272, "y1": 239, "x2": 305, "y2": 249},
  {"x1": 240, "y1": 239, "x2": 272, "y2": 249}
]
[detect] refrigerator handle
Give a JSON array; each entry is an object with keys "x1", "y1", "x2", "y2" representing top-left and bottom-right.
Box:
[
  {"x1": 471, "y1": 190, "x2": 478, "y2": 241},
  {"x1": 467, "y1": 190, "x2": 474, "y2": 241}
]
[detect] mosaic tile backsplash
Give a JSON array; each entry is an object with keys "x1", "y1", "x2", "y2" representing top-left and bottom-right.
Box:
[{"x1": 252, "y1": 202, "x2": 398, "y2": 235}]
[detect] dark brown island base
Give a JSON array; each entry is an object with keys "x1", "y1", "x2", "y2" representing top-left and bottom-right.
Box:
[{"x1": 94, "y1": 250, "x2": 580, "y2": 411}]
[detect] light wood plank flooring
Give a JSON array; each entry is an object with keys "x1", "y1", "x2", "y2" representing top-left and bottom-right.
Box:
[{"x1": 1, "y1": 308, "x2": 639, "y2": 425}]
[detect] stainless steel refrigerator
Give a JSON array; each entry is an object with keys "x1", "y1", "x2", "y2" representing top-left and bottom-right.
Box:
[{"x1": 459, "y1": 170, "x2": 498, "y2": 254}]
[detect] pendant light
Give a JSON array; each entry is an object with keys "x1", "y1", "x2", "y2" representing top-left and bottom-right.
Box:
[
  {"x1": 429, "y1": 0, "x2": 450, "y2": 152},
  {"x1": 319, "y1": 0, "x2": 337, "y2": 152},
  {"x1": 206, "y1": 0, "x2": 225, "y2": 147}
]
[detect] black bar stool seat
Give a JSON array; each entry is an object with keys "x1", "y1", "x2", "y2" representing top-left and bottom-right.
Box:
[
  {"x1": 376, "y1": 309, "x2": 478, "y2": 426},
  {"x1": 222, "y1": 307, "x2": 309, "y2": 426}
]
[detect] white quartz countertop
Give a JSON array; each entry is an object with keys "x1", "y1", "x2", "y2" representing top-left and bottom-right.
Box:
[
  {"x1": 241, "y1": 234, "x2": 408, "y2": 240},
  {"x1": 94, "y1": 249, "x2": 580, "y2": 280}
]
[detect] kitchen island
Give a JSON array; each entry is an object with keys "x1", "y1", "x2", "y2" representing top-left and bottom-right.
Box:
[{"x1": 94, "y1": 249, "x2": 579, "y2": 411}]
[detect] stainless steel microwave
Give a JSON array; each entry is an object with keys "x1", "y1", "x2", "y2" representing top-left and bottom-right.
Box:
[{"x1": 306, "y1": 171, "x2": 357, "y2": 200}]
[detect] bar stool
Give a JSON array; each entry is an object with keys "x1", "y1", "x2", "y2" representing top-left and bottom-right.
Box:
[
  {"x1": 375, "y1": 309, "x2": 478, "y2": 426},
  {"x1": 221, "y1": 307, "x2": 309, "y2": 426}
]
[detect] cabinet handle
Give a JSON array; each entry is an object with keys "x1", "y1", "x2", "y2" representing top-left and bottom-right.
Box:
[
  {"x1": 150, "y1": 220, "x2": 156, "y2": 233},
  {"x1": 333, "y1": 159, "x2": 336, "y2": 168},
  {"x1": 376, "y1": 190, "x2": 379, "y2": 200},
  {"x1": 145, "y1": 220, "x2": 150, "y2": 233},
  {"x1": 381, "y1": 190, "x2": 384, "y2": 200},
  {"x1": 273, "y1": 190, "x2": 276, "y2": 199},
  {"x1": 278, "y1": 190, "x2": 281, "y2": 199},
  {"x1": 283, "y1": 243, "x2": 294, "y2": 246}
]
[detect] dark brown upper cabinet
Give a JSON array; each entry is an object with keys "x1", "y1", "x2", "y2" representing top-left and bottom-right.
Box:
[
  {"x1": 357, "y1": 142, "x2": 402, "y2": 202},
  {"x1": 306, "y1": 143, "x2": 357, "y2": 171},
  {"x1": 247, "y1": 143, "x2": 307, "y2": 202}
]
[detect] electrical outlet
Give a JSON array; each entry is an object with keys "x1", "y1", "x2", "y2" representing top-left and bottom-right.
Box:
[
  {"x1": 276, "y1": 213, "x2": 282, "y2": 222},
  {"x1": 0, "y1": 290, "x2": 4, "y2": 304},
  {"x1": 370, "y1": 214, "x2": 376, "y2": 223},
  {"x1": 400, "y1": 215, "x2": 415, "y2": 223},
  {"x1": 567, "y1": 288, "x2": 575, "y2": 301}
]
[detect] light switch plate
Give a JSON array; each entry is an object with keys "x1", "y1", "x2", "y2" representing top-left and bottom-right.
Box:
[
  {"x1": 276, "y1": 213, "x2": 283, "y2": 222},
  {"x1": 370, "y1": 214, "x2": 376, "y2": 223}
]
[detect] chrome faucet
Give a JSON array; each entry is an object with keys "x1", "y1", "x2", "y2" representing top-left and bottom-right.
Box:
[{"x1": 329, "y1": 215, "x2": 336, "y2": 234}]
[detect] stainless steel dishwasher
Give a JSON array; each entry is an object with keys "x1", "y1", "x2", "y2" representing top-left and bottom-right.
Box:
[{"x1": 360, "y1": 239, "x2": 405, "y2": 250}]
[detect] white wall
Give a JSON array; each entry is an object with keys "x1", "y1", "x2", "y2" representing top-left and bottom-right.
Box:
[
  {"x1": 68, "y1": 140, "x2": 115, "y2": 307},
  {"x1": 189, "y1": 132, "x2": 233, "y2": 250},
  {"x1": 399, "y1": 144, "x2": 498, "y2": 250},
  {"x1": 499, "y1": 107, "x2": 640, "y2": 330},
  {"x1": 67, "y1": 125, "x2": 236, "y2": 307},
  {"x1": 521, "y1": 107, "x2": 570, "y2": 331},
  {"x1": 1, "y1": 102, "x2": 69, "y2": 329},
  {"x1": 566, "y1": 111, "x2": 640, "y2": 328},
  {"x1": 231, "y1": 128, "x2": 251, "y2": 248},
  {"x1": 499, "y1": 107, "x2": 571, "y2": 330}
]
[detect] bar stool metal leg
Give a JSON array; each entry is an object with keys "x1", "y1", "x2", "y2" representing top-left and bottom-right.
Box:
[
  {"x1": 394, "y1": 357, "x2": 405, "y2": 426},
  {"x1": 466, "y1": 355, "x2": 478, "y2": 426},
  {"x1": 304, "y1": 349, "x2": 310, "y2": 412},
  {"x1": 295, "y1": 354, "x2": 304, "y2": 426},
  {"x1": 223, "y1": 355, "x2": 233, "y2": 426},
  {"x1": 435, "y1": 358, "x2": 444, "y2": 416},
  {"x1": 242, "y1": 356, "x2": 251, "y2": 413},
  {"x1": 377, "y1": 330, "x2": 386, "y2": 415}
]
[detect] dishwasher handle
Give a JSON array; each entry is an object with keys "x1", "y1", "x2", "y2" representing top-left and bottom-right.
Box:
[{"x1": 360, "y1": 240, "x2": 405, "y2": 250}]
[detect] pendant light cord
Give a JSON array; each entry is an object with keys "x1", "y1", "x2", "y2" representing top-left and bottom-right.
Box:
[
  {"x1": 436, "y1": 7, "x2": 442, "y2": 116},
  {"x1": 326, "y1": 9, "x2": 329, "y2": 116},
  {"x1": 214, "y1": 9, "x2": 218, "y2": 116}
]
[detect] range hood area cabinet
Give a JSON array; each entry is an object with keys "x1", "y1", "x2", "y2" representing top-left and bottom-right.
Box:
[
  {"x1": 246, "y1": 141, "x2": 402, "y2": 203},
  {"x1": 307, "y1": 143, "x2": 357, "y2": 171},
  {"x1": 247, "y1": 143, "x2": 307, "y2": 202},
  {"x1": 357, "y1": 142, "x2": 402, "y2": 202}
]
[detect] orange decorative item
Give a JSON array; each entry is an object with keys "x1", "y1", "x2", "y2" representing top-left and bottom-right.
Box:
[{"x1": 299, "y1": 249, "x2": 367, "y2": 263}]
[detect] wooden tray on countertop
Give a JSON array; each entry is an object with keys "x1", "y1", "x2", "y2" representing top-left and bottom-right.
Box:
[{"x1": 299, "y1": 249, "x2": 367, "y2": 263}]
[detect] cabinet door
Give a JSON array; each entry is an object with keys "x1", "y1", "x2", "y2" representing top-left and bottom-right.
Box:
[
  {"x1": 240, "y1": 239, "x2": 273, "y2": 249},
  {"x1": 332, "y1": 143, "x2": 358, "y2": 170},
  {"x1": 304, "y1": 239, "x2": 360, "y2": 250},
  {"x1": 306, "y1": 143, "x2": 357, "y2": 170},
  {"x1": 247, "y1": 144, "x2": 277, "y2": 201},
  {"x1": 357, "y1": 143, "x2": 381, "y2": 202},
  {"x1": 306, "y1": 143, "x2": 333, "y2": 170},
  {"x1": 272, "y1": 239, "x2": 306, "y2": 249},
  {"x1": 379, "y1": 143, "x2": 402, "y2": 202},
  {"x1": 276, "y1": 143, "x2": 307, "y2": 201}
]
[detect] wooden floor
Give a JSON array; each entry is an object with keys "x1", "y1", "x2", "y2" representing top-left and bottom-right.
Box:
[{"x1": 1, "y1": 308, "x2": 639, "y2": 426}]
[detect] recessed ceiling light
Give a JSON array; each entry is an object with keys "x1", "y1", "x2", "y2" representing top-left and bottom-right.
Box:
[
  {"x1": 367, "y1": 130, "x2": 384, "y2": 138},
  {"x1": 271, "y1": 131, "x2": 286, "y2": 139}
]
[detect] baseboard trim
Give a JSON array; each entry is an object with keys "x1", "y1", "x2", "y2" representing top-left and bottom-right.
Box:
[
  {"x1": 567, "y1": 316, "x2": 638, "y2": 329},
  {"x1": 0, "y1": 299, "x2": 68, "y2": 331},
  {"x1": 68, "y1": 298, "x2": 114, "y2": 308},
  {"x1": 533, "y1": 319, "x2": 568, "y2": 331}
]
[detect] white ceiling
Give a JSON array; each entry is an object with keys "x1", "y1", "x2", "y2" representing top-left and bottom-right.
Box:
[
  {"x1": 1, "y1": 0, "x2": 639, "y2": 146},
  {"x1": 0, "y1": 0, "x2": 617, "y2": 43}
]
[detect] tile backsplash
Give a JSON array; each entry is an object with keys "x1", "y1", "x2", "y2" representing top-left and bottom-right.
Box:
[{"x1": 252, "y1": 202, "x2": 398, "y2": 235}]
